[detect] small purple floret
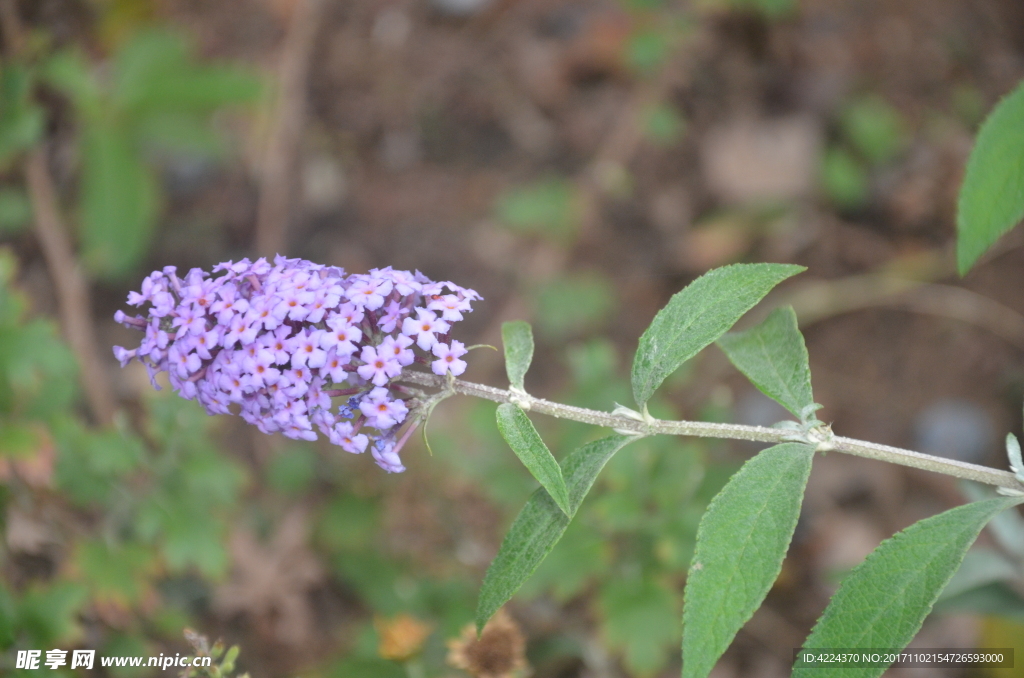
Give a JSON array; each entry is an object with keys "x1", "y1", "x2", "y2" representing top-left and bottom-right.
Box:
[{"x1": 114, "y1": 255, "x2": 480, "y2": 472}]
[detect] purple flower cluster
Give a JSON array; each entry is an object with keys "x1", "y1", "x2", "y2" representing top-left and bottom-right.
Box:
[{"x1": 113, "y1": 256, "x2": 480, "y2": 473}]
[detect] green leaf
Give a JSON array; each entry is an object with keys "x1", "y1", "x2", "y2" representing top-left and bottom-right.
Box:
[
  {"x1": 0, "y1": 422, "x2": 41, "y2": 457},
  {"x1": 41, "y1": 51, "x2": 103, "y2": 121},
  {"x1": 602, "y1": 577, "x2": 680, "y2": 677},
  {"x1": 517, "y1": 518, "x2": 611, "y2": 601},
  {"x1": 103, "y1": 633, "x2": 152, "y2": 678},
  {"x1": 534, "y1": 273, "x2": 614, "y2": 339},
  {"x1": 496, "y1": 403, "x2": 571, "y2": 516},
  {"x1": 112, "y1": 29, "x2": 190, "y2": 109},
  {"x1": 750, "y1": 0, "x2": 796, "y2": 19},
  {"x1": 267, "y1": 445, "x2": 317, "y2": 496},
  {"x1": 75, "y1": 540, "x2": 158, "y2": 606},
  {"x1": 476, "y1": 434, "x2": 635, "y2": 632},
  {"x1": 136, "y1": 112, "x2": 227, "y2": 158},
  {"x1": 0, "y1": 187, "x2": 32, "y2": 234},
  {"x1": 0, "y1": 65, "x2": 44, "y2": 167},
  {"x1": 496, "y1": 177, "x2": 578, "y2": 240},
  {"x1": 0, "y1": 581, "x2": 15, "y2": 648},
  {"x1": 162, "y1": 507, "x2": 228, "y2": 578},
  {"x1": 501, "y1": 321, "x2": 534, "y2": 391},
  {"x1": 841, "y1": 96, "x2": 906, "y2": 166},
  {"x1": 113, "y1": 29, "x2": 261, "y2": 114},
  {"x1": 627, "y1": 29, "x2": 670, "y2": 74},
  {"x1": 934, "y1": 581, "x2": 1024, "y2": 622},
  {"x1": 682, "y1": 443, "x2": 814, "y2": 678},
  {"x1": 938, "y1": 548, "x2": 1019, "y2": 601},
  {"x1": 17, "y1": 582, "x2": 88, "y2": 646},
  {"x1": 80, "y1": 120, "x2": 158, "y2": 278},
  {"x1": 631, "y1": 263, "x2": 804, "y2": 408},
  {"x1": 644, "y1": 103, "x2": 686, "y2": 146},
  {"x1": 820, "y1": 146, "x2": 868, "y2": 210},
  {"x1": 957, "y1": 80, "x2": 1024, "y2": 275},
  {"x1": 795, "y1": 497, "x2": 1021, "y2": 678},
  {"x1": 716, "y1": 306, "x2": 814, "y2": 419}
]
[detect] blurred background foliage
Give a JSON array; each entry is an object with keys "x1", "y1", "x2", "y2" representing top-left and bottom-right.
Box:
[{"x1": 2, "y1": 0, "x2": 1024, "y2": 676}]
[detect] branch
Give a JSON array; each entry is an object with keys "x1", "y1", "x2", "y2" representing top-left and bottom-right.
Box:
[
  {"x1": 25, "y1": 152, "x2": 117, "y2": 426},
  {"x1": 254, "y1": 0, "x2": 329, "y2": 258},
  {"x1": 398, "y1": 370, "x2": 1024, "y2": 493},
  {"x1": 2, "y1": 0, "x2": 116, "y2": 426}
]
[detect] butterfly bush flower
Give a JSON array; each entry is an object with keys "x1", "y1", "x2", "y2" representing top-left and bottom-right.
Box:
[{"x1": 114, "y1": 256, "x2": 480, "y2": 473}]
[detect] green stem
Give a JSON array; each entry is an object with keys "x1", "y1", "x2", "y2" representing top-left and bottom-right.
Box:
[{"x1": 399, "y1": 370, "x2": 1024, "y2": 493}]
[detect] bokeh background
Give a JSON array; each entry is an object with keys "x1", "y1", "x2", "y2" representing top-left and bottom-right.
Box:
[{"x1": 2, "y1": 0, "x2": 1024, "y2": 676}]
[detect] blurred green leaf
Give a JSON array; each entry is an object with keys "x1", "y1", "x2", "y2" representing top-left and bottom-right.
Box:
[
  {"x1": 103, "y1": 633, "x2": 152, "y2": 678},
  {"x1": 727, "y1": 0, "x2": 796, "y2": 19},
  {"x1": 592, "y1": 484, "x2": 646, "y2": 532},
  {"x1": 518, "y1": 517, "x2": 611, "y2": 601},
  {"x1": 112, "y1": 28, "x2": 190, "y2": 108},
  {"x1": 327, "y1": 657, "x2": 405, "y2": 678},
  {"x1": 682, "y1": 443, "x2": 814, "y2": 678},
  {"x1": 477, "y1": 435, "x2": 635, "y2": 632},
  {"x1": 146, "y1": 392, "x2": 213, "y2": 451},
  {"x1": 497, "y1": 404, "x2": 571, "y2": 516},
  {"x1": 267, "y1": 445, "x2": 317, "y2": 495},
  {"x1": 43, "y1": 33, "x2": 258, "y2": 281},
  {"x1": 75, "y1": 540, "x2": 157, "y2": 606},
  {"x1": 627, "y1": 29, "x2": 669, "y2": 74},
  {"x1": 0, "y1": 582, "x2": 15, "y2": 649},
  {"x1": 137, "y1": 113, "x2": 227, "y2": 158},
  {"x1": 535, "y1": 273, "x2": 614, "y2": 340},
  {"x1": 717, "y1": 306, "x2": 815, "y2": 419},
  {"x1": 113, "y1": 29, "x2": 261, "y2": 114},
  {"x1": 650, "y1": 442, "x2": 704, "y2": 512},
  {"x1": 17, "y1": 582, "x2": 88, "y2": 646},
  {"x1": 820, "y1": 146, "x2": 869, "y2": 209},
  {"x1": 934, "y1": 581, "x2": 1024, "y2": 623},
  {"x1": 333, "y1": 551, "x2": 406, "y2": 614},
  {"x1": 84, "y1": 429, "x2": 145, "y2": 475},
  {"x1": 496, "y1": 178, "x2": 578, "y2": 239},
  {"x1": 795, "y1": 497, "x2": 1021, "y2": 678},
  {"x1": 0, "y1": 96, "x2": 41, "y2": 171},
  {"x1": 622, "y1": 0, "x2": 667, "y2": 9},
  {"x1": 952, "y1": 85, "x2": 986, "y2": 129},
  {"x1": 0, "y1": 65, "x2": 44, "y2": 167},
  {"x1": 54, "y1": 420, "x2": 117, "y2": 506},
  {"x1": 600, "y1": 576, "x2": 679, "y2": 677},
  {"x1": 162, "y1": 506, "x2": 228, "y2": 577},
  {"x1": 0, "y1": 319, "x2": 78, "y2": 418},
  {"x1": 0, "y1": 187, "x2": 32, "y2": 234},
  {"x1": 644, "y1": 103, "x2": 686, "y2": 146},
  {"x1": 80, "y1": 120, "x2": 159, "y2": 278},
  {"x1": 841, "y1": 96, "x2": 907, "y2": 166},
  {"x1": 631, "y1": 263, "x2": 804, "y2": 409},
  {"x1": 95, "y1": 0, "x2": 158, "y2": 49},
  {"x1": 567, "y1": 338, "x2": 618, "y2": 388},
  {"x1": 41, "y1": 51, "x2": 103, "y2": 121},
  {"x1": 0, "y1": 248, "x2": 22, "y2": 312},
  {"x1": 956, "y1": 79, "x2": 1024, "y2": 275},
  {"x1": 0, "y1": 422, "x2": 41, "y2": 457},
  {"x1": 317, "y1": 495, "x2": 380, "y2": 552},
  {"x1": 54, "y1": 420, "x2": 147, "y2": 507},
  {"x1": 986, "y1": 494, "x2": 1024, "y2": 560},
  {"x1": 938, "y1": 548, "x2": 1020, "y2": 601},
  {"x1": 501, "y1": 321, "x2": 534, "y2": 392},
  {"x1": 179, "y1": 444, "x2": 245, "y2": 504}
]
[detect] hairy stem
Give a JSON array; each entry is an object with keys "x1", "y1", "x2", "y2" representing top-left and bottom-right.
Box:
[{"x1": 399, "y1": 370, "x2": 1023, "y2": 493}]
